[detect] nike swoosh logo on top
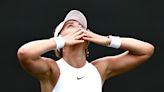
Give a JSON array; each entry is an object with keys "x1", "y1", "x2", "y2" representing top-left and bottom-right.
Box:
[{"x1": 77, "y1": 76, "x2": 85, "y2": 80}]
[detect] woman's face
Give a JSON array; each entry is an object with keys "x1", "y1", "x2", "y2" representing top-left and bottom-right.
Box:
[
  {"x1": 60, "y1": 20, "x2": 89, "y2": 49},
  {"x1": 60, "y1": 20, "x2": 85, "y2": 36}
]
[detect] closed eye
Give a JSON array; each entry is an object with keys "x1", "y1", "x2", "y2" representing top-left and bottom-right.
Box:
[
  {"x1": 65, "y1": 23, "x2": 74, "y2": 28},
  {"x1": 67, "y1": 24, "x2": 74, "y2": 28}
]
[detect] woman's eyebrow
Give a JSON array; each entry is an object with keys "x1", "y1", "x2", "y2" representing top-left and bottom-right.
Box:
[
  {"x1": 65, "y1": 22, "x2": 74, "y2": 25},
  {"x1": 65, "y1": 20, "x2": 78, "y2": 24},
  {"x1": 64, "y1": 21, "x2": 75, "y2": 26}
]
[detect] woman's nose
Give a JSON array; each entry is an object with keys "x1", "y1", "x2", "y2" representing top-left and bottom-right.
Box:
[
  {"x1": 78, "y1": 24, "x2": 82, "y2": 28},
  {"x1": 73, "y1": 25, "x2": 82, "y2": 30},
  {"x1": 74, "y1": 22, "x2": 82, "y2": 28}
]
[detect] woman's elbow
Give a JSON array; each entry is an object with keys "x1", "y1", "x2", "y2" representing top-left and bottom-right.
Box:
[{"x1": 17, "y1": 46, "x2": 30, "y2": 61}]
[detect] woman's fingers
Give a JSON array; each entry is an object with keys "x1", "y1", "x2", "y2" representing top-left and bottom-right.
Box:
[
  {"x1": 75, "y1": 33, "x2": 86, "y2": 40},
  {"x1": 82, "y1": 36, "x2": 94, "y2": 42},
  {"x1": 67, "y1": 28, "x2": 96, "y2": 41},
  {"x1": 83, "y1": 30, "x2": 96, "y2": 38},
  {"x1": 64, "y1": 28, "x2": 108, "y2": 46},
  {"x1": 73, "y1": 30, "x2": 84, "y2": 36}
]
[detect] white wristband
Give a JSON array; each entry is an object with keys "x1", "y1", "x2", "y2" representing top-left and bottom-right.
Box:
[
  {"x1": 53, "y1": 36, "x2": 65, "y2": 50},
  {"x1": 108, "y1": 35, "x2": 121, "y2": 49}
]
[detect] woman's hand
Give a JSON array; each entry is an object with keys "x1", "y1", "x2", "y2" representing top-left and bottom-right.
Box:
[
  {"x1": 62, "y1": 29, "x2": 86, "y2": 46},
  {"x1": 82, "y1": 30, "x2": 111, "y2": 46}
]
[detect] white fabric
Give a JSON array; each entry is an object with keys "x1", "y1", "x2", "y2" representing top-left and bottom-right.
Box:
[
  {"x1": 53, "y1": 36, "x2": 65, "y2": 50},
  {"x1": 108, "y1": 35, "x2": 121, "y2": 49},
  {"x1": 54, "y1": 10, "x2": 87, "y2": 37},
  {"x1": 52, "y1": 58, "x2": 103, "y2": 92}
]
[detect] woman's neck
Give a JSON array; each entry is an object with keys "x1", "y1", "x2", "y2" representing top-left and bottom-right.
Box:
[{"x1": 62, "y1": 45, "x2": 87, "y2": 68}]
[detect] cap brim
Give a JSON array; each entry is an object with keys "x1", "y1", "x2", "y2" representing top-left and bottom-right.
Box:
[{"x1": 54, "y1": 10, "x2": 87, "y2": 37}]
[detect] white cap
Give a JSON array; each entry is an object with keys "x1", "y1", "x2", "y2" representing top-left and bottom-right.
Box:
[{"x1": 54, "y1": 10, "x2": 87, "y2": 37}]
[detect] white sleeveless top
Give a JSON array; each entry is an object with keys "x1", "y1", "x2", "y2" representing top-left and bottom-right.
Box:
[{"x1": 52, "y1": 58, "x2": 103, "y2": 92}]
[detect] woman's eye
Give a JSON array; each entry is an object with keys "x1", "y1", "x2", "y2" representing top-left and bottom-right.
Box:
[{"x1": 66, "y1": 24, "x2": 73, "y2": 28}]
